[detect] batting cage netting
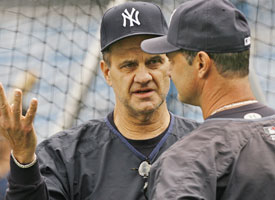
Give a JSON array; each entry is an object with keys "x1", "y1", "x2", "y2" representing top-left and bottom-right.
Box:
[{"x1": 0, "y1": 0, "x2": 274, "y2": 142}]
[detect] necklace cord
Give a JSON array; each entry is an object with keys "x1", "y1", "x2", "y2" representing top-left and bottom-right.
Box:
[{"x1": 211, "y1": 100, "x2": 258, "y2": 116}]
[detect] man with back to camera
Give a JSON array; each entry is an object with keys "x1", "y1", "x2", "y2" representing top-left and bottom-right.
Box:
[
  {"x1": 0, "y1": 1, "x2": 200, "y2": 200},
  {"x1": 141, "y1": 0, "x2": 275, "y2": 199}
]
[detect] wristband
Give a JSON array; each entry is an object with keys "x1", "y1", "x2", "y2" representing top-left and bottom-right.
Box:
[{"x1": 11, "y1": 150, "x2": 37, "y2": 169}]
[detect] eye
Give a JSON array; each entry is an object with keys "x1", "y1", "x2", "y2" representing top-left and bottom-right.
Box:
[
  {"x1": 146, "y1": 56, "x2": 163, "y2": 67},
  {"x1": 120, "y1": 62, "x2": 137, "y2": 69}
]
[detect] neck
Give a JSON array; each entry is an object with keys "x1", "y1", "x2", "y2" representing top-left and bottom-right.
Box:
[
  {"x1": 113, "y1": 104, "x2": 170, "y2": 140},
  {"x1": 201, "y1": 76, "x2": 256, "y2": 119}
]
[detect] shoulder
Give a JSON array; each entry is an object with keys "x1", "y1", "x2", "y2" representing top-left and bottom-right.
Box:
[
  {"x1": 169, "y1": 117, "x2": 270, "y2": 157},
  {"x1": 36, "y1": 117, "x2": 111, "y2": 153},
  {"x1": 153, "y1": 117, "x2": 275, "y2": 185}
]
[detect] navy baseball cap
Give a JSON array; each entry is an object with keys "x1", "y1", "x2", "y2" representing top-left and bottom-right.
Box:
[
  {"x1": 100, "y1": 1, "x2": 168, "y2": 51},
  {"x1": 141, "y1": 0, "x2": 251, "y2": 54}
]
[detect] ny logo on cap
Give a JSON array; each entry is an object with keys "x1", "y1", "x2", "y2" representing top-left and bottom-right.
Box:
[{"x1": 122, "y1": 8, "x2": 141, "y2": 27}]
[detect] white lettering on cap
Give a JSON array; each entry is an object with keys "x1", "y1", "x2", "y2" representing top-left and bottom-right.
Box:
[{"x1": 122, "y1": 8, "x2": 141, "y2": 27}]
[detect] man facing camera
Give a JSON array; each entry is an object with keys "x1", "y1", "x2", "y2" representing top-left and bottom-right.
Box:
[{"x1": 0, "y1": 2, "x2": 199, "y2": 200}]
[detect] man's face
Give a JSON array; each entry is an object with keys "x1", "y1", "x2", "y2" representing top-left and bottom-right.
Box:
[
  {"x1": 102, "y1": 35, "x2": 170, "y2": 116},
  {"x1": 167, "y1": 51, "x2": 198, "y2": 105}
]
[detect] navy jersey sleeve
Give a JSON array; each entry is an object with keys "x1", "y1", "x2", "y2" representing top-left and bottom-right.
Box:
[
  {"x1": 5, "y1": 145, "x2": 69, "y2": 200},
  {"x1": 5, "y1": 128, "x2": 76, "y2": 200},
  {"x1": 6, "y1": 158, "x2": 49, "y2": 200},
  {"x1": 4, "y1": 119, "x2": 109, "y2": 200}
]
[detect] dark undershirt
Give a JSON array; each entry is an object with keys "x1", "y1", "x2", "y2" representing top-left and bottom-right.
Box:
[
  {"x1": 207, "y1": 102, "x2": 275, "y2": 119},
  {"x1": 107, "y1": 112, "x2": 168, "y2": 157}
]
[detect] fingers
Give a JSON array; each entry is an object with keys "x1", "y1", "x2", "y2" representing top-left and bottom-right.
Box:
[
  {"x1": 24, "y1": 98, "x2": 38, "y2": 126},
  {"x1": 12, "y1": 89, "x2": 23, "y2": 123},
  {"x1": 0, "y1": 83, "x2": 11, "y2": 118},
  {"x1": 0, "y1": 83, "x2": 38, "y2": 132}
]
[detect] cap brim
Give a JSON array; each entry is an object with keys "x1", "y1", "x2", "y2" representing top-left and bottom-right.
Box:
[
  {"x1": 141, "y1": 35, "x2": 181, "y2": 54},
  {"x1": 101, "y1": 32, "x2": 165, "y2": 52}
]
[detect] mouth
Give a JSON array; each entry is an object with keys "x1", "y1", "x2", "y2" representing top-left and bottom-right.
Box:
[
  {"x1": 133, "y1": 89, "x2": 153, "y2": 94},
  {"x1": 132, "y1": 88, "x2": 155, "y2": 98}
]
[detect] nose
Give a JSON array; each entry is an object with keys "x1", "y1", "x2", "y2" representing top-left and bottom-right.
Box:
[{"x1": 134, "y1": 66, "x2": 152, "y2": 84}]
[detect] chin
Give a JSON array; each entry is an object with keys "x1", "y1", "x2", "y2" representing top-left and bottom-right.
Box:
[
  {"x1": 128, "y1": 98, "x2": 165, "y2": 115},
  {"x1": 136, "y1": 106, "x2": 156, "y2": 114},
  {"x1": 132, "y1": 104, "x2": 159, "y2": 116}
]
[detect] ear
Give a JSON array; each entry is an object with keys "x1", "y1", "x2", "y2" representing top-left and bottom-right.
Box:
[
  {"x1": 196, "y1": 51, "x2": 211, "y2": 79},
  {"x1": 100, "y1": 60, "x2": 112, "y2": 86}
]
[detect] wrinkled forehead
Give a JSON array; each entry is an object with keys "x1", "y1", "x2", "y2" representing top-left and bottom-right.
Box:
[
  {"x1": 109, "y1": 35, "x2": 159, "y2": 61},
  {"x1": 110, "y1": 35, "x2": 156, "y2": 54}
]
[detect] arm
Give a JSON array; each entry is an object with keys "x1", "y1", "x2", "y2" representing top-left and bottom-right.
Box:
[
  {"x1": 6, "y1": 159, "x2": 48, "y2": 200},
  {"x1": 6, "y1": 153, "x2": 70, "y2": 200},
  {"x1": 148, "y1": 155, "x2": 215, "y2": 200},
  {"x1": 147, "y1": 126, "x2": 232, "y2": 200},
  {"x1": 0, "y1": 83, "x2": 68, "y2": 200}
]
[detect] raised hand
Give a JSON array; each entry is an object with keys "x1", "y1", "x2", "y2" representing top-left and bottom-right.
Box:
[{"x1": 0, "y1": 83, "x2": 38, "y2": 164}]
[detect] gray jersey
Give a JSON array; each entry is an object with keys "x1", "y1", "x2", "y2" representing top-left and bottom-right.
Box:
[
  {"x1": 6, "y1": 113, "x2": 199, "y2": 200},
  {"x1": 148, "y1": 115, "x2": 275, "y2": 200}
]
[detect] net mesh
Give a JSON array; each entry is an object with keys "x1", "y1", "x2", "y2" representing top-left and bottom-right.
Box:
[{"x1": 0, "y1": 0, "x2": 274, "y2": 142}]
